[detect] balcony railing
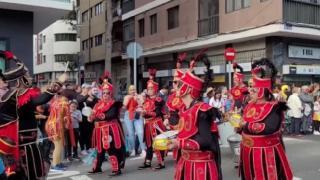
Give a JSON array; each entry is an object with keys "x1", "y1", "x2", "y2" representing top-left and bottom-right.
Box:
[
  {"x1": 284, "y1": 0, "x2": 320, "y2": 26},
  {"x1": 198, "y1": 15, "x2": 219, "y2": 37}
]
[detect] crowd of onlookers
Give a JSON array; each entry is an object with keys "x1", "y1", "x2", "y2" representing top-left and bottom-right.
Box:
[
  {"x1": 1, "y1": 78, "x2": 319, "y2": 172},
  {"x1": 284, "y1": 83, "x2": 320, "y2": 136}
]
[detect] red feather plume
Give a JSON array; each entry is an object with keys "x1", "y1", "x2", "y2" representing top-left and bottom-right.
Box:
[{"x1": 148, "y1": 68, "x2": 157, "y2": 80}]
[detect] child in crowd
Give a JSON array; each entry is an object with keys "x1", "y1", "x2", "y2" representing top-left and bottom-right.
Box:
[{"x1": 70, "y1": 100, "x2": 82, "y2": 159}]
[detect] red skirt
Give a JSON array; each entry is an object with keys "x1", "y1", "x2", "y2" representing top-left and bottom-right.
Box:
[
  {"x1": 92, "y1": 120, "x2": 124, "y2": 153},
  {"x1": 175, "y1": 150, "x2": 218, "y2": 180},
  {"x1": 240, "y1": 132, "x2": 293, "y2": 180},
  {"x1": 144, "y1": 117, "x2": 166, "y2": 148}
]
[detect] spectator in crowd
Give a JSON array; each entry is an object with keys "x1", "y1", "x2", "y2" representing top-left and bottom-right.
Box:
[
  {"x1": 223, "y1": 93, "x2": 233, "y2": 113},
  {"x1": 287, "y1": 87, "x2": 303, "y2": 136},
  {"x1": 76, "y1": 83, "x2": 98, "y2": 155},
  {"x1": 158, "y1": 86, "x2": 169, "y2": 103},
  {"x1": 209, "y1": 91, "x2": 224, "y2": 112},
  {"x1": 299, "y1": 85, "x2": 314, "y2": 134},
  {"x1": 122, "y1": 85, "x2": 146, "y2": 157},
  {"x1": 273, "y1": 84, "x2": 281, "y2": 101},
  {"x1": 280, "y1": 84, "x2": 290, "y2": 102},
  {"x1": 311, "y1": 83, "x2": 320, "y2": 98},
  {"x1": 203, "y1": 87, "x2": 214, "y2": 104},
  {"x1": 69, "y1": 100, "x2": 82, "y2": 159},
  {"x1": 313, "y1": 96, "x2": 320, "y2": 135}
]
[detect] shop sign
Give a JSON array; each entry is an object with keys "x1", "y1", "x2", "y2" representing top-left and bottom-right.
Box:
[{"x1": 288, "y1": 45, "x2": 320, "y2": 59}]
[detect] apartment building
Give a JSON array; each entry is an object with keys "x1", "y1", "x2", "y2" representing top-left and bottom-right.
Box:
[
  {"x1": 78, "y1": 0, "x2": 130, "y2": 98},
  {"x1": 33, "y1": 20, "x2": 80, "y2": 87},
  {"x1": 122, "y1": 0, "x2": 320, "y2": 90},
  {"x1": 0, "y1": 0, "x2": 73, "y2": 74}
]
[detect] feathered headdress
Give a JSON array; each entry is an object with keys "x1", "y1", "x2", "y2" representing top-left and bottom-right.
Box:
[
  {"x1": 174, "y1": 52, "x2": 187, "y2": 78},
  {"x1": 147, "y1": 68, "x2": 159, "y2": 92},
  {"x1": 233, "y1": 62, "x2": 245, "y2": 83},
  {"x1": 251, "y1": 58, "x2": 277, "y2": 99},
  {"x1": 0, "y1": 50, "x2": 28, "y2": 82},
  {"x1": 99, "y1": 71, "x2": 113, "y2": 92}
]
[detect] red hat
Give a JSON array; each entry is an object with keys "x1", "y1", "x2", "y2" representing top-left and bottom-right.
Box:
[
  {"x1": 147, "y1": 68, "x2": 159, "y2": 92},
  {"x1": 233, "y1": 63, "x2": 244, "y2": 82},
  {"x1": 178, "y1": 49, "x2": 207, "y2": 99},
  {"x1": 251, "y1": 67, "x2": 272, "y2": 99},
  {"x1": 100, "y1": 71, "x2": 113, "y2": 92}
]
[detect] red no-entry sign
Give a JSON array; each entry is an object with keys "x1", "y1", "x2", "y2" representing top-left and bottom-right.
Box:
[{"x1": 224, "y1": 48, "x2": 236, "y2": 61}]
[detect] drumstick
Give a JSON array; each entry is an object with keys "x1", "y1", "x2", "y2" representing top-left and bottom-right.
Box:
[{"x1": 153, "y1": 124, "x2": 164, "y2": 134}]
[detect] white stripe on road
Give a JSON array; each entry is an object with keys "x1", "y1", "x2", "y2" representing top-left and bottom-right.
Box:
[
  {"x1": 293, "y1": 177, "x2": 302, "y2": 180},
  {"x1": 70, "y1": 175, "x2": 93, "y2": 180},
  {"x1": 47, "y1": 171, "x2": 80, "y2": 179}
]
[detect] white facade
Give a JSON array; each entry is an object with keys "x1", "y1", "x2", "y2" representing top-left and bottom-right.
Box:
[
  {"x1": 0, "y1": 0, "x2": 74, "y2": 33},
  {"x1": 33, "y1": 20, "x2": 80, "y2": 86}
]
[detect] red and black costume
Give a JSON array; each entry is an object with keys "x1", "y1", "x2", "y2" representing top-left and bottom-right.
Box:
[
  {"x1": 0, "y1": 51, "x2": 61, "y2": 180},
  {"x1": 89, "y1": 73, "x2": 126, "y2": 176},
  {"x1": 139, "y1": 69, "x2": 167, "y2": 170},
  {"x1": 239, "y1": 58, "x2": 293, "y2": 180},
  {"x1": 174, "y1": 52, "x2": 222, "y2": 180},
  {"x1": 230, "y1": 63, "x2": 248, "y2": 111},
  {"x1": 166, "y1": 53, "x2": 185, "y2": 161}
]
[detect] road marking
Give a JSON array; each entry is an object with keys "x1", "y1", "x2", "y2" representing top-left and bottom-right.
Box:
[
  {"x1": 70, "y1": 175, "x2": 93, "y2": 180},
  {"x1": 48, "y1": 170, "x2": 80, "y2": 179}
]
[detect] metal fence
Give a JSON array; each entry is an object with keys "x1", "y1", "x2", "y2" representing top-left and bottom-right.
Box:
[
  {"x1": 198, "y1": 15, "x2": 219, "y2": 37},
  {"x1": 284, "y1": 0, "x2": 320, "y2": 26}
]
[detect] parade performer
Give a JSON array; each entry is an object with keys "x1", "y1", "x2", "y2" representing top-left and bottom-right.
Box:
[
  {"x1": 166, "y1": 53, "x2": 186, "y2": 130},
  {"x1": 45, "y1": 90, "x2": 75, "y2": 170},
  {"x1": 230, "y1": 63, "x2": 248, "y2": 112},
  {"x1": 168, "y1": 50, "x2": 222, "y2": 180},
  {"x1": 165, "y1": 53, "x2": 186, "y2": 161},
  {"x1": 239, "y1": 58, "x2": 293, "y2": 180},
  {"x1": 138, "y1": 68, "x2": 167, "y2": 170},
  {"x1": 88, "y1": 72, "x2": 126, "y2": 176},
  {"x1": 0, "y1": 50, "x2": 64, "y2": 179}
]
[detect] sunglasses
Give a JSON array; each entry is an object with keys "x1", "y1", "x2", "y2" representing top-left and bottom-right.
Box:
[
  {"x1": 173, "y1": 81, "x2": 178, "y2": 84},
  {"x1": 103, "y1": 92, "x2": 111, "y2": 95}
]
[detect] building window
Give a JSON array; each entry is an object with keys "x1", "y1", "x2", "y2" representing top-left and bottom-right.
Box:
[
  {"x1": 226, "y1": 0, "x2": 250, "y2": 13},
  {"x1": 95, "y1": 34, "x2": 103, "y2": 46},
  {"x1": 138, "y1": 18, "x2": 145, "y2": 37},
  {"x1": 95, "y1": 2, "x2": 103, "y2": 16},
  {"x1": 168, "y1": 6, "x2": 179, "y2": 30},
  {"x1": 43, "y1": 35, "x2": 46, "y2": 43},
  {"x1": 90, "y1": 37, "x2": 93, "y2": 48},
  {"x1": 150, "y1": 14, "x2": 157, "y2": 35},
  {"x1": 123, "y1": 18, "x2": 135, "y2": 42},
  {"x1": 55, "y1": 54, "x2": 77, "y2": 62},
  {"x1": 39, "y1": 34, "x2": 43, "y2": 50},
  {"x1": 43, "y1": 55, "x2": 46, "y2": 63},
  {"x1": 90, "y1": 8, "x2": 93, "y2": 18},
  {"x1": 82, "y1": 10, "x2": 89, "y2": 22},
  {"x1": 55, "y1": 33, "x2": 77, "y2": 41},
  {"x1": 82, "y1": 39, "x2": 88, "y2": 50}
]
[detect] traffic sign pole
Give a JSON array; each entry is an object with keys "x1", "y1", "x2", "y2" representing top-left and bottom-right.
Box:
[
  {"x1": 134, "y1": 42, "x2": 137, "y2": 88},
  {"x1": 224, "y1": 47, "x2": 236, "y2": 90},
  {"x1": 228, "y1": 61, "x2": 232, "y2": 89}
]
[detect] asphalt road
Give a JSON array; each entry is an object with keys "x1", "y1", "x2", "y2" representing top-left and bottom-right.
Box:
[{"x1": 47, "y1": 135, "x2": 320, "y2": 180}]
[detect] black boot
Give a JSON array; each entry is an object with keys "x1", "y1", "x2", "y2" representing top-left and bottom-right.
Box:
[
  {"x1": 153, "y1": 164, "x2": 165, "y2": 170},
  {"x1": 88, "y1": 168, "x2": 102, "y2": 175},
  {"x1": 109, "y1": 170, "x2": 122, "y2": 177},
  {"x1": 138, "y1": 162, "x2": 151, "y2": 170}
]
